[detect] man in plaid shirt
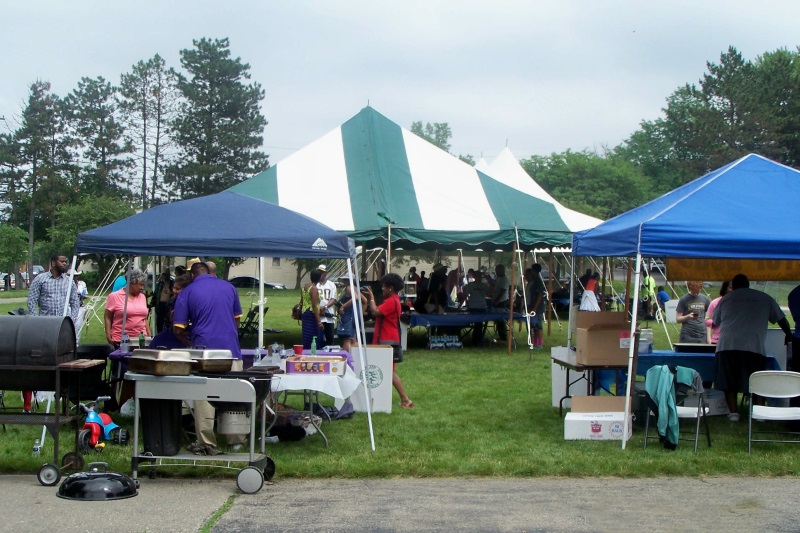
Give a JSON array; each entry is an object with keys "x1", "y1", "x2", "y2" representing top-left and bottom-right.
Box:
[
  {"x1": 27, "y1": 254, "x2": 80, "y2": 322},
  {"x1": 23, "y1": 254, "x2": 80, "y2": 412}
]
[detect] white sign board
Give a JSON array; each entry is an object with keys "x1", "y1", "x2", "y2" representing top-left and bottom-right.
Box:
[{"x1": 350, "y1": 345, "x2": 393, "y2": 414}]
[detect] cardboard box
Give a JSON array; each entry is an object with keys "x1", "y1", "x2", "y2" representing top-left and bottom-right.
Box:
[
  {"x1": 574, "y1": 311, "x2": 630, "y2": 366},
  {"x1": 682, "y1": 388, "x2": 730, "y2": 416},
  {"x1": 564, "y1": 396, "x2": 632, "y2": 441},
  {"x1": 575, "y1": 310, "x2": 627, "y2": 329},
  {"x1": 575, "y1": 327, "x2": 630, "y2": 366},
  {"x1": 285, "y1": 355, "x2": 346, "y2": 376},
  {"x1": 572, "y1": 395, "x2": 630, "y2": 413}
]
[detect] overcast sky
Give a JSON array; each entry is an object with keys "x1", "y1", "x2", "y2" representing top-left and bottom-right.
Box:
[{"x1": 3, "y1": 1, "x2": 800, "y2": 165}]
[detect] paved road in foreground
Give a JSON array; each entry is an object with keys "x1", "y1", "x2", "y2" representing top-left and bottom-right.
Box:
[{"x1": 2, "y1": 474, "x2": 800, "y2": 532}]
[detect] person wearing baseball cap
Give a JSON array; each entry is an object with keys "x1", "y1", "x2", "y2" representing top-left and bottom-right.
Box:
[
  {"x1": 69, "y1": 269, "x2": 88, "y2": 303},
  {"x1": 316, "y1": 264, "x2": 338, "y2": 347}
]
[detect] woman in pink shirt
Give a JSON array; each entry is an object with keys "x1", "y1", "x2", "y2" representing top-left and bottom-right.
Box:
[
  {"x1": 105, "y1": 268, "x2": 151, "y2": 348},
  {"x1": 705, "y1": 280, "x2": 731, "y2": 343}
]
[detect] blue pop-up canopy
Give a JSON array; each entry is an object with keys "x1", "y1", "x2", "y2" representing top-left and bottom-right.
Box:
[
  {"x1": 572, "y1": 153, "x2": 800, "y2": 259},
  {"x1": 76, "y1": 191, "x2": 354, "y2": 258},
  {"x1": 570, "y1": 153, "x2": 800, "y2": 451},
  {"x1": 75, "y1": 191, "x2": 383, "y2": 450}
]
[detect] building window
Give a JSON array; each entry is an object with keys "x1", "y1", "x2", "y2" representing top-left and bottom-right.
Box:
[{"x1": 272, "y1": 258, "x2": 280, "y2": 267}]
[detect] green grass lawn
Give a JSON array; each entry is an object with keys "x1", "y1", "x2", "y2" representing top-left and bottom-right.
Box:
[{"x1": 1, "y1": 288, "x2": 799, "y2": 481}]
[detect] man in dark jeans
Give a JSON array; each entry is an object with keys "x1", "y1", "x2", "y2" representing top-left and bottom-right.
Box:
[
  {"x1": 463, "y1": 270, "x2": 489, "y2": 347},
  {"x1": 490, "y1": 264, "x2": 510, "y2": 341}
]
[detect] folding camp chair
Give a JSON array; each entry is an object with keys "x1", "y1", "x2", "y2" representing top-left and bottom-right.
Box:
[
  {"x1": 238, "y1": 307, "x2": 260, "y2": 340},
  {"x1": 643, "y1": 365, "x2": 711, "y2": 453},
  {"x1": 747, "y1": 371, "x2": 800, "y2": 453}
]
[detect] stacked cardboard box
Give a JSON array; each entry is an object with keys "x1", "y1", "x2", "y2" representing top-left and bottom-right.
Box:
[
  {"x1": 564, "y1": 396, "x2": 632, "y2": 441},
  {"x1": 574, "y1": 310, "x2": 630, "y2": 366}
]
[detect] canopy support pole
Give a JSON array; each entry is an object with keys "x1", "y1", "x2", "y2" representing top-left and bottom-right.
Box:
[
  {"x1": 257, "y1": 257, "x2": 265, "y2": 352},
  {"x1": 348, "y1": 258, "x2": 376, "y2": 451},
  {"x1": 621, "y1": 254, "x2": 643, "y2": 450},
  {"x1": 547, "y1": 250, "x2": 554, "y2": 336},
  {"x1": 624, "y1": 258, "x2": 633, "y2": 318},
  {"x1": 508, "y1": 253, "x2": 516, "y2": 355},
  {"x1": 513, "y1": 227, "x2": 532, "y2": 351},
  {"x1": 63, "y1": 255, "x2": 78, "y2": 318},
  {"x1": 386, "y1": 224, "x2": 392, "y2": 273},
  {"x1": 567, "y1": 255, "x2": 575, "y2": 348}
]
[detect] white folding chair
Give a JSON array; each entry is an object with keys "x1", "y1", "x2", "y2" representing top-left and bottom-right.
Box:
[{"x1": 747, "y1": 371, "x2": 800, "y2": 453}]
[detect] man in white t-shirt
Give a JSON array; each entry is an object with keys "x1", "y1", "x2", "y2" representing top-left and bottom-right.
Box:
[{"x1": 316, "y1": 264, "x2": 338, "y2": 347}]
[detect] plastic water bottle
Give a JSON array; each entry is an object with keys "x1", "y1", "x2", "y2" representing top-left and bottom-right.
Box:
[
  {"x1": 120, "y1": 333, "x2": 131, "y2": 353},
  {"x1": 32, "y1": 438, "x2": 41, "y2": 456},
  {"x1": 311, "y1": 337, "x2": 317, "y2": 355}
]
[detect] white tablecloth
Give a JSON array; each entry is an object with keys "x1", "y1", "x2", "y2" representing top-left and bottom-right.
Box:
[{"x1": 272, "y1": 365, "x2": 361, "y2": 400}]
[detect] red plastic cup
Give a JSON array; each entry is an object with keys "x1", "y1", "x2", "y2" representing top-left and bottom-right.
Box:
[{"x1": 293, "y1": 345, "x2": 303, "y2": 355}]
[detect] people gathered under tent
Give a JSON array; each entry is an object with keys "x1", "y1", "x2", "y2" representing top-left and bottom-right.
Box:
[
  {"x1": 704, "y1": 280, "x2": 731, "y2": 344},
  {"x1": 656, "y1": 286, "x2": 670, "y2": 312},
  {"x1": 364, "y1": 273, "x2": 414, "y2": 409},
  {"x1": 173, "y1": 261, "x2": 246, "y2": 454},
  {"x1": 712, "y1": 273, "x2": 792, "y2": 420},
  {"x1": 579, "y1": 273, "x2": 601, "y2": 312},
  {"x1": 422, "y1": 263, "x2": 448, "y2": 314},
  {"x1": 490, "y1": 264, "x2": 510, "y2": 341},
  {"x1": 675, "y1": 281, "x2": 710, "y2": 343},
  {"x1": 300, "y1": 269, "x2": 325, "y2": 349},
  {"x1": 462, "y1": 270, "x2": 489, "y2": 347},
  {"x1": 526, "y1": 264, "x2": 546, "y2": 349}
]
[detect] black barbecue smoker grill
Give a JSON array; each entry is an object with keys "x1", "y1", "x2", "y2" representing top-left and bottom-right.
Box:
[{"x1": 0, "y1": 315, "x2": 105, "y2": 485}]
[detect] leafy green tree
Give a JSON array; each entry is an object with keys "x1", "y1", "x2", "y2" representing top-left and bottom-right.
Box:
[
  {"x1": 752, "y1": 47, "x2": 800, "y2": 166},
  {"x1": 625, "y1": 46, "x2": 800, "y2": 181},
  {"x1": 613, "y1": 118, "x2": 686, "y2": 195},
  {"x1": 64, "y1": 76, "x2": 133, "y2": 196},
  {"x1": 118, "y1": 54, "x2": 180, "y2": 209},
  {"x1": 410, "y1": 120, "x2": 475, "y2": 164},
  {"x1": 292, "y1": 259, "x2": 319, "y2": 290},
  {"x1": 411, "y1": 121, "x2": 452, "y2": 152},
  {"x1": 520, "y1": 150, "x2": 649, "y2": 219},
  {"x1": 168, "y1": 37, "x2": 268, "y2": 198},
  {"x1": 0, "y1": 224, "x2": 28, "y2": 272},
  {"x1": 0, "y1": 132, "x2": 24, "y2": 225},
  {"x1": 46, "y1": 194, "x2": 135, "y2": 275},
  {"x1": 15, "y1": 81, "x2": 65, "y2": 278}
]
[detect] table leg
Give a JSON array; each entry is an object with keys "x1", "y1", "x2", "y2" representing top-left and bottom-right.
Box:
[{"x1": 559, "y1": 367, "x2": 570, "y2": 416}]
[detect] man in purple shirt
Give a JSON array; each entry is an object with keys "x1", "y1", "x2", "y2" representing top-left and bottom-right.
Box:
[
  {"x1": 173, "y1": 261, "x2": 245, "y2": 454},
  {"x1": 173, "y1": 262, "x2": 242, "y2": 358}
]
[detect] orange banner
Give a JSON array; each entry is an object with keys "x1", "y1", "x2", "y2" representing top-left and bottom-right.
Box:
[{"x1": 666, "y1": 258, "x2": 800, "y2": 282}]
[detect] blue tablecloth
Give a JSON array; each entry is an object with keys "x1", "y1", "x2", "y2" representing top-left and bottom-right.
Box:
[
  {"x1": 637, "y1": 350, "x2": 781, "y2": 383},
  {"x1": 408, "y1": 311, "x2": 532, "y2": 328}
]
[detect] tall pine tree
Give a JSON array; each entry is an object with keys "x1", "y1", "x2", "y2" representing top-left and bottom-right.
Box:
[
  {"x1": 168, "y1": 37, "x2": 268, "y2": 198},
  {"x1": 119, "y1": 54, "x2": 179, "y2": 208},
  {"x1": 64, "y1": 76, "x2": 133, "y2": 196}
]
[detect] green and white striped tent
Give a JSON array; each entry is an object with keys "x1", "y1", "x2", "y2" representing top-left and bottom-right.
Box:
[
  {"x1": 486, "y1": 148, "x2": 602, "y2": 233},
  {"x1": 230, "y1": 107, "x2": 572, "y2": 251}
]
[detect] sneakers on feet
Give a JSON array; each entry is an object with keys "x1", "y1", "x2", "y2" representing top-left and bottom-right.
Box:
[
  {"x1": 228, "y1": 443, "x2": 245, "y2": 453},
  {"x1": 727, "y1": 413, "x2": 740, "y2": 422}
]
